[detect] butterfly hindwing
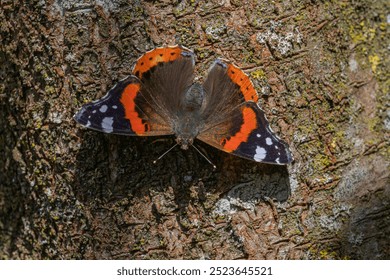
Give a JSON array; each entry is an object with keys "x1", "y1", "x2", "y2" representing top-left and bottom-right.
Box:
[{"x1": 198, "y1": 60, "x2": 293, "y2": 164}]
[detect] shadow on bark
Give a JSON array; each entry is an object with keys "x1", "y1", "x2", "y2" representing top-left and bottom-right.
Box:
[
  {"x1": 0, "y1": 76, "x2": 33, "y2": 257},
  {"x1": 72, "y1": 129, "x2": 291, "y2": 209}
]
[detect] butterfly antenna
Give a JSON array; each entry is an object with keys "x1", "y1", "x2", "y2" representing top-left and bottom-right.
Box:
[
  {"x1": 153, "y1": 143, "x2": 178, "y2": 164},
  {"x1": 192, "y1": 144, "x2": 217, "y2": 169}
]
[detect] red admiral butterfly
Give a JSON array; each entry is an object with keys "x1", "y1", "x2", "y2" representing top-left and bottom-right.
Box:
[{"x1": 74, "y1": 45, "x2": 292, "y2": 165}]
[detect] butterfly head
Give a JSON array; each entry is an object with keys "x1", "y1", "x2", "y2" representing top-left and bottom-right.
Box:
[
  {"x1": 173, "y1": 115, "x2": 200, "y2": 150},
  {"x1": 176, "y1": 135, "x2": 194, "y2": 150}
]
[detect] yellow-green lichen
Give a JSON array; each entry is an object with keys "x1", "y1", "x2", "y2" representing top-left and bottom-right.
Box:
[
  {"x1": 313, "y1": 153, "x2": 332, "y2": 170},
  {"x1": 319, "y1": 249, "x2": 338, "y2": 260},
  {"x1": 45, "y1": 85, "x2": 56, "y2": 95},
  {"x1": 368, "y1": 54, "x2": 380, "y2": 73},
  {"x1": 367, "y1": 116, "x2": 381, "y2": 132},
  {"x1": 250, "y1": 69, "x2": 265, "y2": 79},
  {"x1": 294, "y1": 13, "x2": 305, "y2": 21}
]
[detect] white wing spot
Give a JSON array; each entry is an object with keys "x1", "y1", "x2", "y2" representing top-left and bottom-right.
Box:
[
  {"x1": 99, "y1": 105, "x2": 108, "y2": 113},
  {"x1": 275, "y1": 157, "x2": 280, "y2": 164},
  {"x1": 112, "y1": 105, "x2": 118, "y2": 109},
  {"x1": 92, "y1": 110, "x2": 96, "y2": 114},
  {"x1": 275, "y1": 145, "x2": 279, "y2": 149},
  {"x1": 254, "y1": 146, "x2": 267, "y2": 161},
  {"x1": 86, "y1": 121, "x2": 91, "y2": 127},
  {"x1": 102, "y1": 117, "x2": 114, "y2": 133},
  {"x1": 256, "y1": 134, "x2": 261, "y2": 138},
  {"x1": 266, "y1": 137, "x2": 273, "y2": 145}
]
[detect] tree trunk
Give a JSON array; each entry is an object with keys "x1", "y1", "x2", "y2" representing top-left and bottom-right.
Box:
[{"x1": 1, "y1": 0, "x2": 389, "y2": 259}]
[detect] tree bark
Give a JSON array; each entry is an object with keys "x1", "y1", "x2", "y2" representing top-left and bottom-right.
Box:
[{"x1": 1, "y1": 0, "x2": 389, "y2": 259}]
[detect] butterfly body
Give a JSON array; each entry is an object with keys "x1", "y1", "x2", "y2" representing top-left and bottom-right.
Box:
[
  {"x1": 74, "y1": 45, "x2": 293, "y2": 164},
  {"x1": 170, "y1": 82, "x2": 204, "y2": 150}
]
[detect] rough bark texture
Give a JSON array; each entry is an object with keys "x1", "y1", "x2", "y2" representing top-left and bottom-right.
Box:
[{"x1": 1, "y1": 0, "x2": 389, "y2": 259}]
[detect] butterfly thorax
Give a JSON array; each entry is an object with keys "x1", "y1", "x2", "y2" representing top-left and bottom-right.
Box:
[{"x1": 174, "y1": 83, "x2": 205, "y2": 150}]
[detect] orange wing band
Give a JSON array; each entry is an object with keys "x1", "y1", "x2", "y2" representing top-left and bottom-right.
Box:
[
  {"x1": 120, "y1": 83, "x2": 149, "y2": 134},
  {"x1": 227, "y1": 64, "x2": 259, "y2": 102},
  {"x1": 221, "y1": 106, "x2": 257, "y2": 152},
  {"x1": 133, "y1": 46, "x2": 183, "y2": 79}
]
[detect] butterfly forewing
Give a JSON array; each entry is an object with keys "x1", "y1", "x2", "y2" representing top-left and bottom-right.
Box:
[
  {"x1": 74, "y1": 76, "x2": 172, "y2": 136},
  {"x1": 74, "y1": 46, "x2": 196, "y2": 137}
]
